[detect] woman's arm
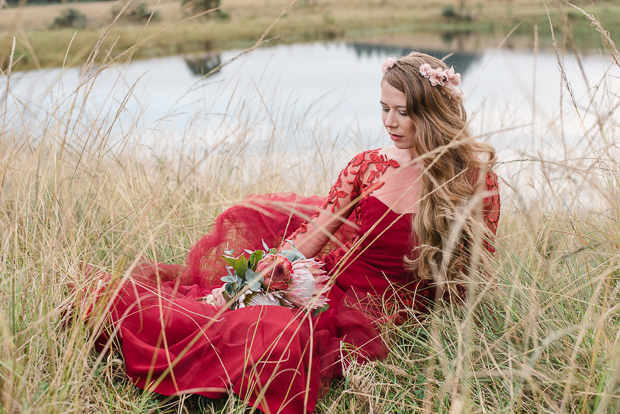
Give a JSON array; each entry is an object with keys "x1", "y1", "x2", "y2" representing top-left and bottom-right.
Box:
[
  {"x1": 284, "y1": 160, "x2": 361, "y2": 258},
  {"x1": 284, "y1": 150, "x2": 399, "y2": 258}
]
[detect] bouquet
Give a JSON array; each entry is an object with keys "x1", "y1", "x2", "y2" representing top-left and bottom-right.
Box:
[{"x1": 204, "y1": 241, "x2": 331, "y2": 315}]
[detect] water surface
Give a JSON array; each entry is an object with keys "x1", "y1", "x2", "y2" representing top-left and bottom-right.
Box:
[{"x1": 6, "y1": 39, "x2": 619, "y2": 161}]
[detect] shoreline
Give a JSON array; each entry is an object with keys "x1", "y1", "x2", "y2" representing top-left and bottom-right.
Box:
[{"x1": 0, "y1": 0, "x2": 618, "y2": 72}]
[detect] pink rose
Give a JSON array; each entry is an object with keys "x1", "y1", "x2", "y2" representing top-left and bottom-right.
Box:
[
  {"x1": 257, "y1": 254, "x2": 293, "y2": 290},
  {"x1": 206, "y1": 285, "x2": 228, "y2": 307}
]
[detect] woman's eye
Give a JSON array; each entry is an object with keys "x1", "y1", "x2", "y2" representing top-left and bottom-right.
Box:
[
  {"x1": 398, "y1": 111, "x2": 407, "y2": 116},
  {"x1": 381, "y1": 107, "x2": 389, "y2": 112}
]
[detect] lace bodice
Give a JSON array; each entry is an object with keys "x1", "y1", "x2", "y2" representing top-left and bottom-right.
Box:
[
  {"x1": 289, "y1": 149, "x2": 501, "y2": 260},
  {"x1": 289, "y1": 149, "x2": 400, "y2": 256}
]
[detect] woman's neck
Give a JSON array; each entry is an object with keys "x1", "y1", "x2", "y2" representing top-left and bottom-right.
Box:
[{"x1": 382, "y1": 145, "x2": 419, "y2": 168}]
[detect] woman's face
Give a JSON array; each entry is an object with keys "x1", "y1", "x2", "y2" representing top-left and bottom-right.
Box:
[{"x1": 380, "y1": 81, "x2": 416, "y2": 153}]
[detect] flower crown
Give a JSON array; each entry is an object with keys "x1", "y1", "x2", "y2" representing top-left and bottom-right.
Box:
[{"x1": 381, "y1": 57, "x2": 466, "y2": 102}]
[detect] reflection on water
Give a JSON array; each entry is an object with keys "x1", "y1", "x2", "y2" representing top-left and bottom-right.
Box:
[
  {"x1": 184, "y1": 53, "x2": 222, "y2": 77},
  {"x1": 350, "y1": 42, "x2": 481, "y2": 74}
]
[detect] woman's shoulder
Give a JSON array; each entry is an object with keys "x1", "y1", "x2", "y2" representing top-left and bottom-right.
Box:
[
  {"x1": 466, "y1": 166, "x2": 500, "y2": 233},
  {"x1": 377, "y1": 145, "x2": 420, "y2": 167},
  {"x1": 336, "y1": 148, "x2": 402, "y2": 196},
  {"x1": 344, "y1": 147, "x2": 401, "y2": 172},
  {"x1": 348, "y1": 147, "x2": 394, "y2": 160},
  {"x1": 375, "y1": 145, "x2": 405, "y2": 159},
  {"x1": 467, "y1": 166, "x2": 499, "y2": 188}
]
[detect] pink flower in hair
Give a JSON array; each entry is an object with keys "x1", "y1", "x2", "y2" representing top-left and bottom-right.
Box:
[
  {"x1": 444, "y1": 66, "x2": 461, "y2": 86},
  {"x1": 428, "y1": 68, "x2": 448, "y2": 86},
  {"x1": 419, "y1": 63, "x2": 432, "y2": 77},
  {"x1": 444, "y1": 81, "x2": 466, "y2": 101},
  {"x1": 419, "y1": 63, "x2": 466, "y2": 102},
  {"x1": 381, "y1": 57, "x2": 397, "y2": 74},
  {"x1": 452, "y1": 87, "x2": 466, "y2": 101}
]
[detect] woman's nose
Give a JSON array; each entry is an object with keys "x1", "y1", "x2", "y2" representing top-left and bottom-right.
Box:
[{"x1": 384, "y1": 110, "x2": 398, "y2": 127}]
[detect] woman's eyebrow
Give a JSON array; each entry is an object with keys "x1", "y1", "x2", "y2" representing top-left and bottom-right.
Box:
[{"x1": 379, "y1": 101, "x2": 406, "y2": 108}]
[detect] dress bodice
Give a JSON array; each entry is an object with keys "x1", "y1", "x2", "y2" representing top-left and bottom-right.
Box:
[
  {"x1": 311, "y1": 149, "x2": 501, "y2": 310},
  {"x1": 289, "y1": 148, "x2": 500, "y2": 310},
  {"x1": 321, "y1": 194, "x2": 427, "y2": 304},
  {"x1": 356, "y1": 196, "x2": 415, "y2": 282}
]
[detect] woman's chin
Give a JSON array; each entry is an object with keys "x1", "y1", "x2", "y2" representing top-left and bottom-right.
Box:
[{"x1": 393, "y1": 141, "x2": 413, "y2": 150}]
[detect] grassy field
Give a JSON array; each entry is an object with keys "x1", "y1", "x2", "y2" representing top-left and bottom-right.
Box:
[
  {"x1": 1, "y1": 0, "x2": 619, "y2": 70},
  {"x1": 1, "y1": 2, "x2": 620, "y2": 414}
]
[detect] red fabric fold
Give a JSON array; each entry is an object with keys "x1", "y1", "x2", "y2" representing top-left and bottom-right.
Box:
[
  {"x1": 94, "y1": 172, "x2": 500, "y2": 413},
  {"x1": 97, "y1": 193, "x2": 384, "y2": 414}
]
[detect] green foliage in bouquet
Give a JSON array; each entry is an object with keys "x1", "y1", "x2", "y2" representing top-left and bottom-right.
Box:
[
  {"x1": 212, "y1": 240, "x2": 331, "y2": 314},
  {"x1": 219, "y1": 240, "x2": 306, "y2": 308}
]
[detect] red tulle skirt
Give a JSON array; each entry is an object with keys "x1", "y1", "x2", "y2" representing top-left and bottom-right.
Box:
[{"x1": 90, "y1": 194, "x2": 396, "y2": 414}]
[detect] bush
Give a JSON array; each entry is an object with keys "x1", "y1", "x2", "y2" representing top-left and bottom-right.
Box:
[
  {"x1": 181, "y1": 0, "x2": 229, "y2": 20},
  {"x1": 442, "y1": 5, "x2": 456, "y2": 19},
  {"x1": 111, "y1": 3, "x2": 161, "y2": 24},
  {"x1": 441, "y1": 4, "x2": 476, "y2": 22},
  {"x1": 49, "y1": 9, "x2": 87, "y2": 29}
]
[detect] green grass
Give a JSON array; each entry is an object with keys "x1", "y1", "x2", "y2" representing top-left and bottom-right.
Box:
[{"x1": 2, "y1": 3, "x2": 620, "y2": 414}]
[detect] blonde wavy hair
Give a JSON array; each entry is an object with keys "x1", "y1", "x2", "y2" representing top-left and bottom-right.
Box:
[{"x1": 382, "y1": 51, "x2": 496, "y2": 291}]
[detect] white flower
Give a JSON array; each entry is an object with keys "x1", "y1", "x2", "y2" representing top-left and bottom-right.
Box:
[
  {"x1": 242, "y1": 292, "x2": 286, "y2": 307},
  {"x1": 203, "y1": 294, "x2": 217, "y2": 306}
]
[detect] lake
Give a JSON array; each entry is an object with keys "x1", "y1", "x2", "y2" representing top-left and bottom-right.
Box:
[{"x1": 5, "y1": 37, "x2": 620, "y2": 164}]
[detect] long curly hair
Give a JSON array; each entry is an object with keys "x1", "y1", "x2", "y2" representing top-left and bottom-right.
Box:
[{"x1": 382, "y1": 52, "x2": 496, "y2": 289}]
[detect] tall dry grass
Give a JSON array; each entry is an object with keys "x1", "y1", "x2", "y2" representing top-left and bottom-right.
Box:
[{"x1": 1, "y1": 2, "x2": 620, "y2": 414}]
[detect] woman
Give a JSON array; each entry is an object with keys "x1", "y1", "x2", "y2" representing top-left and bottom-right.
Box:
[{"x1": 92, "y1": 52, "x2": 500, "y2": 413}]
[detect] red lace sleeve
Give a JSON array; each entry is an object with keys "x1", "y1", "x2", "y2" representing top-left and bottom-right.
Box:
[
  {"x1": 482, "y1": 172, "x2": 501, "y2": 253},
  {"x1": 288, "y1": 149, "x2": 399, "y2": 258}
]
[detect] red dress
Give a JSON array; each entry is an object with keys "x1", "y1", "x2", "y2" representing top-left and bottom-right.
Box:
[{"x1": 96, "y1": 149, "x2": 500, "y2": 414}]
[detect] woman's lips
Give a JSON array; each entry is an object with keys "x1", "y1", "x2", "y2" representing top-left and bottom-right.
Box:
[{"x1": 390, "y1": 134, "x2": 403, "y2": 141}]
